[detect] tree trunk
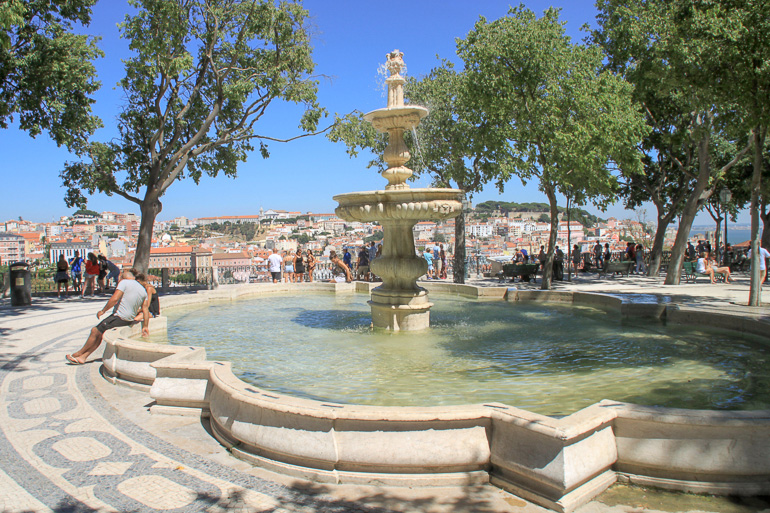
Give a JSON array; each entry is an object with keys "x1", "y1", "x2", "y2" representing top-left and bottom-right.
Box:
[
  {"x1": 646, "y1": 205, "x2": 675, "y2": 277},
  {"x1": 748, "y1": 126, "x2": 766, "y2": 306},
  {"x1": 664, "y1": 132, "x2": 712, "y2": 285},
  {"x1": 133, "y1": 196, "x2": 163, "y2": 273},
  {"x1": 541, "y1": 184, "x2": 559, "y2": 290},
  {"x1": 453, "y1": 211, "x2": 466, "y2": 284}
]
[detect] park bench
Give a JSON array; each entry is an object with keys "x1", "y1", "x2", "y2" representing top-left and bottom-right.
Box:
[
  {"x1": 598, "y1": 260, "x2": 635, "y2": 278},
  {"x1": 682, "y1": 261, "x2": 725, "y2": 283},
  {"x1": 499, "y1": 263, "x2": 540, "y2": 283}
]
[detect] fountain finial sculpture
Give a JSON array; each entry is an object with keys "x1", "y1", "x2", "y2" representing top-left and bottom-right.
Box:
[{"x1": 334, "y1": 50, "x2": 463, "y2": 331}]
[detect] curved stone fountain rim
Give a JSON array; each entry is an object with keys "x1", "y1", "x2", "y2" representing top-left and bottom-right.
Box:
[
  {"x1": 100, "y1": 282, "x2": 770, "y2": 513},
  {"x1": 108, "y1": 280, "x2": 770, "y2": 415}
]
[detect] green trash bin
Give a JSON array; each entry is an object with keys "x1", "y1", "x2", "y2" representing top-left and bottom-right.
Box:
[{"x1": 10, "y1": 261, "x2": 31, "y2": 306}]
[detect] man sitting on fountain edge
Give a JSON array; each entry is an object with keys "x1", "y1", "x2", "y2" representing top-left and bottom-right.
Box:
[{"x1": 66, "y1": 267, "x2": 150, "y2": 365}]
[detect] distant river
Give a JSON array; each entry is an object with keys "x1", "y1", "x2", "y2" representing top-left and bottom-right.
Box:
[
  {"x1": 726, "y1": 229, "x2": 753, "y2": 244},
  {"x1": 690, "y1": 227, "x2": 755, "y2": 245}
]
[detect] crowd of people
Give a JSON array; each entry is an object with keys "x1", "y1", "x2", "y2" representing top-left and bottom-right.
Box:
[
  {"x1": 54, "y1": 250, "x2": 122, "y2": 298},
  {"x1": 265, "y1": 242, "x2": 384, "y2": 284},
  {"x1": 422, "y1": 242, "x2": 448, "y2": 280},
  {"x1": 503, "y1": 241, "x2": 647, "y2": 281}
]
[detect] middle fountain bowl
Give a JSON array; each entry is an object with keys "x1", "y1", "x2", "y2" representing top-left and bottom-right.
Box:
[{"x1": 334, "y1": 49, "x2": 463, "y2": 331}]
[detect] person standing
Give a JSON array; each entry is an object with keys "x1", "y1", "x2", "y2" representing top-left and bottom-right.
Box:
[
  {"x1": 283, "y1": 250, "x2": 294, "y2": 283},
  {"x1": 66, "y1": 268, "x2": 149, "y2": 365},
  {"x1": 55, "y1": 254, "x2": 70, "y2": 298},
  {"x1": 687, "y1": 241, "x2": 696, "y2": 261},
  {"x1": 305, "y1": 249, "x2": 316, "y2": 282},
  {"x1": 83, "y1": 253, "x2": 100, "y2": 296},
  {"x1": 538, "y1": 246, "x2": 547, "y2": 269},
  {"x1": 554, "y1": 246, "x2": 564, "y2": 281},
  {"x1": 367, "y1": 241, "x2": 378, "y2": 281},
  {"x1": 267, "y1": 248, "x2": 282, "y2": 283},
  {"x1": 69, "y1": 251, "x2": 84, "y2": 294},
  {"x1": 724, "y1": 243, "x2": 733, "y2": 267},
  {"x1": 593, "y1": 242, "x2": 603, "y2": 268},
  {"x1": 433, "y1": 242, "x2": 443, "y2": 279},
  {"x1": 635, "y1": 244, "x2": 646, "y2": 275},
  {"x1": 97, "y1": 255, "x2": 108, "y2": 292},
  {"x1": 356, "y1": 246, "x2": 370, "y2": 281},
  {"x1": 101, "y1": 256, "x2": 121, "y2": 291},
  {"x1": 423, "y1": 247, "x2": 434, "y2": 279},
  {"x1": 343, "y1": 248, "x2": 352, "y2": 270},
  {"x1": 439, "y1": 243, "x2": 447, "y2": 279},
  {"x1": 625, "y1": 242, "x2": 636, "y2": 265},
  {"x1": 572, "y1": 244, "x2": 581, "y2": 275},
  {"x1": 747, "y1": 245, "x2": 770, "y2": 287},
  {"x1": 293, "y1": 249, "x2": 305, "y2": 283},
  {"x1": 603, "y1": 243, "x2": 612, "y2": 264}
]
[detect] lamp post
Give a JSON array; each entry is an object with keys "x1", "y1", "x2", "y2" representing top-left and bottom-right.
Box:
[{"x1": 719, "y1": 187, "x2": 732, "y2": 265}]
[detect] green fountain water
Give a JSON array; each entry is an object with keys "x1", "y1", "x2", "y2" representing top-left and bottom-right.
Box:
[{"x1": 148, "y1": 292, "x2": 770, "y2": 416}]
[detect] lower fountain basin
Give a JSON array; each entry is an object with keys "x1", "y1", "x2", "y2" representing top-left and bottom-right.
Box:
[
  {"x1": 99, "y1": 283, "x2": 770, "y2": 513},
  {"x1": 151, "y1": 291, "x2": 770, "y2": 416}
]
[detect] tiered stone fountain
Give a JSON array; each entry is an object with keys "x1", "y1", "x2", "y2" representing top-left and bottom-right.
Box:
[{"x1": 334, "y1": 50, "x2": 463, "y2": 331}]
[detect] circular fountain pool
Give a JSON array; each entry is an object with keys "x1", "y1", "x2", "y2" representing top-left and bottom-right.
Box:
[{"x1": 150, "y1": 292, "x2": 770, "y2": 416}]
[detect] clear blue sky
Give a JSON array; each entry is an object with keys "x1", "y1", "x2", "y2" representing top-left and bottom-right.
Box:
[{"x1": 0, "y1": 0, "x2": 744, "y2": 227}]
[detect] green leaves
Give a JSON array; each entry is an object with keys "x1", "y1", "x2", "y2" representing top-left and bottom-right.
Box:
[
  {"x1": 459, "y1": 5, "x2": 646, "y2": 208},
  {"x1": 0, "y1": 0, "x2": 102, "y2": 152},
  {"x1": 58, "y1": 0, "x2": 324, "y2": 270},
  {"x1": 63, "y1": 0, "x2": 323, "y2": 209},
  {"x1": 327, "y1": 111, "x2": 385, "y2": 164}
]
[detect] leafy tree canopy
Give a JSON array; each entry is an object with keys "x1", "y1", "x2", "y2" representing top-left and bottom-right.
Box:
[
  {"x1": 72, "y1": 208, "x2": 99, "y2": 217},
  {"x1": 188, "y1": 221, "x2": 259, "y2": 241},
  {"x1": 290, "y1": 233, "x2": 310, "y2": 244},
  {"x1": 364, "y1": 230, "x2": 383, "y2": 243},
  {"x1": 0, "y1": 0, "x2": 102, "y2": 151},
  {"x1": 458, "y1": 5, "x2": 646, "y2": 288},
  {"x1": 61, "y1": 0, "x2": 325, "y2": 272}
]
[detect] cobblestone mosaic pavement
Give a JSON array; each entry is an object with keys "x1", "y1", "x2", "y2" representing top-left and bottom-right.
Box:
[{"x1": 0, "y1": 298, "x2": 397, "y2": 513}]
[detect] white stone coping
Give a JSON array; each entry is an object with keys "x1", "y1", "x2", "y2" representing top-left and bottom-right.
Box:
[{"x1": 97, "y1": 282, "x2": 770, "y2": 513}]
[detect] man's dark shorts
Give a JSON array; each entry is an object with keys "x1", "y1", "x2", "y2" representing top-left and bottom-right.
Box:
[
  {"x1": 271, "y1": 271, "x2": 281, "y2": 281},
  {"x1": 96, "y1": 314, "x2": 135, "y2": 333}
]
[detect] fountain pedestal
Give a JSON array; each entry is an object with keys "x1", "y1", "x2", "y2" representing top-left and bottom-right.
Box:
[
  {"x1": 334, "y1": 50, "x2": 462, "y2": 331},
  {"x1": 335, "y1": 189, "x2": 462, "y2": 330}
]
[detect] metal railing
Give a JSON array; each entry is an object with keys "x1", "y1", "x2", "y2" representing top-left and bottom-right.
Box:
[
  {"x1": 213, "y1": 262, "x2": 339, "y2": 284},
  {"x1": 147, "y1": 267, "x2": 213, "y2": 291}
]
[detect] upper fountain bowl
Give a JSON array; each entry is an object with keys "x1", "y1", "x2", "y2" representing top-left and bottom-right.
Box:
[{"x1": 364, "y1": 106, "x2": 428, "y2": 133}]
